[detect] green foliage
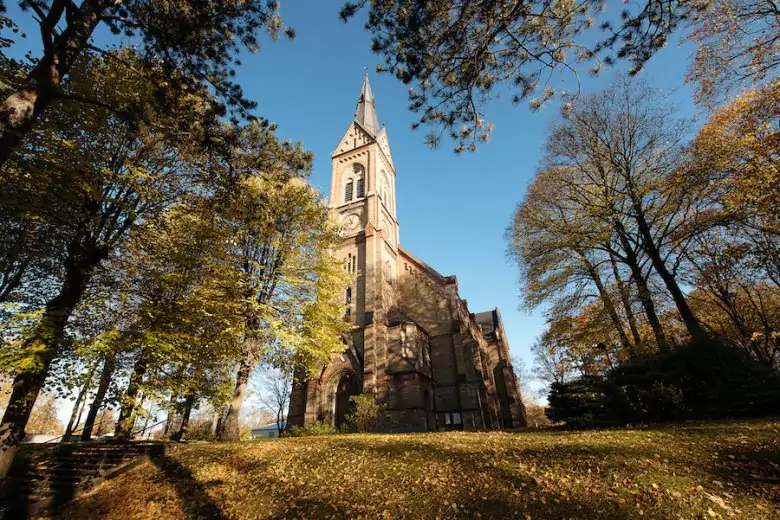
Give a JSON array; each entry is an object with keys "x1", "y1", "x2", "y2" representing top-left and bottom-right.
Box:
[
  {"x1": 344, "y1": 394, "x2": 385, "y2": 433},
  {"x1": 547, "y1": 339, "x2": 780, "y2": 427},
  {"x1": 283, "y1": 421, "x2": 337, "y2": 437}
]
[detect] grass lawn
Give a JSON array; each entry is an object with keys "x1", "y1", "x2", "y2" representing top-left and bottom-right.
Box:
[{"x1": 50, "y1": 419, "x2": 779, "y2": 519}]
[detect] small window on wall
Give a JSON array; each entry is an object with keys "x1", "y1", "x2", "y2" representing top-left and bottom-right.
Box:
[
  {"x1": 356, "y1": 177, "x2": 365, "y2": 198},
  {"x1": 344, "y1": 181, "x2": 353, "y2": 202},
  {"x1": 440, "y1": 412, "x2": 463, "y2": 429},
  {"x1": 346, "y1": 287, "x2": 352, "y2": 304}
]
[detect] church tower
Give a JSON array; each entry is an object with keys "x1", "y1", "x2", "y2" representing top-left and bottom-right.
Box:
[
  {"x1": 330, "y1": 73, "x2": 400, "y2": 402},
  {"x1": 286, "y1": 75, "x2": 527, "y2": 432}
]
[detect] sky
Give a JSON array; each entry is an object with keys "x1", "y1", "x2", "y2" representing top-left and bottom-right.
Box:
[{"x1": 4, "y1": 0, "x2": 703, "y2": 409}]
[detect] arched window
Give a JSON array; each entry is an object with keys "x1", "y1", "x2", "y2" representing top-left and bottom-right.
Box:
[
  {"x1": 353, "y1": 164, "x2": 365, "y2": 198},
  {"x1": 380, "y1": 171, "x2": 392, "y2": 209},
  {"x1": 344, "y1": 180, "x2": 353, "y2": 202}
]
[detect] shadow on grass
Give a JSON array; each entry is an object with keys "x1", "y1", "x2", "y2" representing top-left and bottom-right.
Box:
[
  {"x1": 262, "y1": 438, "x2": 646, "y2": 519},
  {"x1": 150, "y1": 454, "x2": 229, "y2": 520}
]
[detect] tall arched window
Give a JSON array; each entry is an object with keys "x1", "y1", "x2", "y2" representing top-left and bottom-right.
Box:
[
  {"x1": 353, "y1": 164, "x2": 365, "y2": 198},
  {"x1": 380, "y1": 171, "x2": 390, "y2": 208},
  {"x1": 344, "y1": 180, "x2": 353, "y2": 202}
]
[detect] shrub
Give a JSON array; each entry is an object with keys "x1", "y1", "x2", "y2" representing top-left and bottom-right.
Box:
[
  {"x1": 546, "y1": 375, "x2": 631, "y2": 428},
  {"x1": 611, "y1": 338, "x2": 780, "y2": 421},
  {"x1": 283, "y1": 421, "x2": 337, "y2": 437},
  {"x1": 547, "y1": 338, "x2": 780, "y2": 428},
  {"x1": 345, "y1": 394, "x2": 386, "y2": 433}
]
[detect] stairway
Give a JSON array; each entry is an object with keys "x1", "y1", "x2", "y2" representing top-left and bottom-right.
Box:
[{"x1": 0, "y1": 441, "x2": 164, "y2": 519}]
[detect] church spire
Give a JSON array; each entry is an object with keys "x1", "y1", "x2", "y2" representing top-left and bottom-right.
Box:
[{"x1": 354, "y1": 73, "x2": 381, "y2": 137}]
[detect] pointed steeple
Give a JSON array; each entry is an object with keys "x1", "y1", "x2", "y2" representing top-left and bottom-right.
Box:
[{"x1": 354, "y1": 73, "x2": 381, "y2": 137}]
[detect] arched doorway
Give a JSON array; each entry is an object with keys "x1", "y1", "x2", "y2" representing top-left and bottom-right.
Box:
[{"x1": 334, "y1": 373, "x2": 359, "y2": 428}]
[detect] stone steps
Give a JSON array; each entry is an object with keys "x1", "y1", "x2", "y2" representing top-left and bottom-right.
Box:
[{"x1": 0, "y1": 442, "x2": 164, "y2": 519}]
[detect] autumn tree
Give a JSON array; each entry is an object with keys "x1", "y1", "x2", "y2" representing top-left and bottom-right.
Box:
[
  {"x1": 109, "y1": 203, "x2": 245, "y2": 439},
  {"x1": 687, "y1": 0, "x2": 780, "y2": 105},
  {"x1": 0, "y1": 51, "x2": 233, "y2": 475},
  {"x1": 0, "y1": 0, "x2": 293, "y2": 167},
  {"x1": 218, "y1": 175, "x2": 351, "y2": 442},
  {"x1": 686, "y1": 79, "x2": 780, "y2": 240},
  {"x1": 542, "y1": 76, "x2": 716, "y2": 343},
  {"x1": 341, "y1": 0, "x2": 708, "y2": 150}
]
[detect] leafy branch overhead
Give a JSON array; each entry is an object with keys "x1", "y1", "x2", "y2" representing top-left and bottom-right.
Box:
[
  {"x1": 0, "y1": 0, "x2": 295, "y2": 168},
  {"x1": 341, "y1": 0, "x2": 713, "y2": 152}
]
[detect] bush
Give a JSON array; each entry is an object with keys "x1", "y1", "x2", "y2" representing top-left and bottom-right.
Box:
[
  {"x1": 546, "y1": 338, "x2": 780, "y2": 428},
  {"x1": 611, "y1": 338, "x2": 780, "y2": 421},
  {"x1": 345, "y1": 394, "x2": 386, "y2": 433},
  {"x1": 283, "y1": 421, "x2": 337, "y2": 437},
  {"x1": 546, "y1": 375, "x2": 631, "y2": 428}
]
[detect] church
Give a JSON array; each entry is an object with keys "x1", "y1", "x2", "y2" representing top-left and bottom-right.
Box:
[{"x1": 287, "y1": 76, "x2": 527, "y2": 432}]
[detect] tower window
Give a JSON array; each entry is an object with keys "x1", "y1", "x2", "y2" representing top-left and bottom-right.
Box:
[
  {"x1": 345, "y1": 181, "x2": 353, "y2": 202},
  {"x1": 356, "y1": 178, "x2": 365, "y2": 198},
  {"x1": 346, "y1": 287, "x2": 352, "y2": 304}
]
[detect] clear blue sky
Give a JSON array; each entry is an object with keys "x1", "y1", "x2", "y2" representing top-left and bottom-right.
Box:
[{"x1": 5, "y1": 0, "x2": 701, "y2": 396}]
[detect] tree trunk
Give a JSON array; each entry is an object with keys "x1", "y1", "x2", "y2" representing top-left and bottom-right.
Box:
[
  {"x1": 63, "y1": 367, "x2": 94, "y2": 439},
  {"x1": 0, "y1": 241, "x2": 103, "y2": 476},
  {"x1": 163, "y1": 393, "x2": 178, "y2": 438},
  {"x1": 609, "y1": 252, "x2": 642, "y2": 346},
  {"x1": 580, "y1": 254, "x2": 631, "y2": 350},
  {"x1": 632, "y1": 206, "x2": 708, "y2": 342},
  {"x1": 219, "y1": 356, "x2": 253, "y2": 442},
  {"x1": 614, "y1": 225, "x2": 669, "y2": 351},
  {"x1": 114, "y1": 351, "x2": 149, "y2": 440},
  {"x1": 170, "y1": 393, "x2": 196, "y2": 442},
  {"x1": 0, "y1": 0, "x2": 106, "y2": 167},
  {"x1": 210, "y1": 410, "x2": 219, "y2": 438},
  {"x1": 81, "y1": 351, "x2": 116, "y2": 441}
]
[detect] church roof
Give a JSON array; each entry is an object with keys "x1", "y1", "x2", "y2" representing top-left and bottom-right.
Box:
[
  {"x1": 354, "y1": 74, "x2": 381, "y2": 137},
  {"x1": 473, "y1": 309, "x2": 500, "y2": 340}
]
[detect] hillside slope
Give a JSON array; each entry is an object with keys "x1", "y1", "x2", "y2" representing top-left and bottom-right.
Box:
[{"x1": 50, "y1": 420, "x2": 779, "y2": 519}]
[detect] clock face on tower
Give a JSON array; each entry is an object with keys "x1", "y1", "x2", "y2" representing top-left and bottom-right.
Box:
[{"x1": 341, "y1": 213, "x2": 361, "y2": 235}]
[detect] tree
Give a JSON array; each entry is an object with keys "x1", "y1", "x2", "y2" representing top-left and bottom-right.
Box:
[
  {"x1": 0, "y1": 51, "x2": 230, "y2": 475},
  {"x1": 256, "y1": 368, "x2": 291, "y2": 434},
  {"x1": 686, "y1": 79, "x2": 780, "y2": 239},
  {"x1": 541, "y1": 76, "x2": 715, "y2": 343},
  {"x1": 341, "y1": 0, "x2": 708, "y2": 151},
  {"x1": 508, "y1": 165, "x2": 647, "y2": 351},
  {"x1": 218, "y1": 175, "x2": 351, "y2": 441},
  {"x1": 687, "y1": 0, "x2": 780, "y2": 105},
  {"x1": 0, "y1": 0, "x2": 292, "y2": 167},
  {"x1": 110, "y1": 202, "x2": 245, "y2": 439},
  {"x1": 22, "y1": 393, "x2": 63, "y2": 435}
]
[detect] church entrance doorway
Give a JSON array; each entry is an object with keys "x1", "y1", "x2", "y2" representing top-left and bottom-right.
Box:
[{"x1": 334, "y1": 373, "x2": 359, "y2": 429}]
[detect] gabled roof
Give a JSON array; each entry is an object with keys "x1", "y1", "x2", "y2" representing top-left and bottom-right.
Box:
[{"x1": 354, "y1": 74, "x2": 381, "y2": 138}]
